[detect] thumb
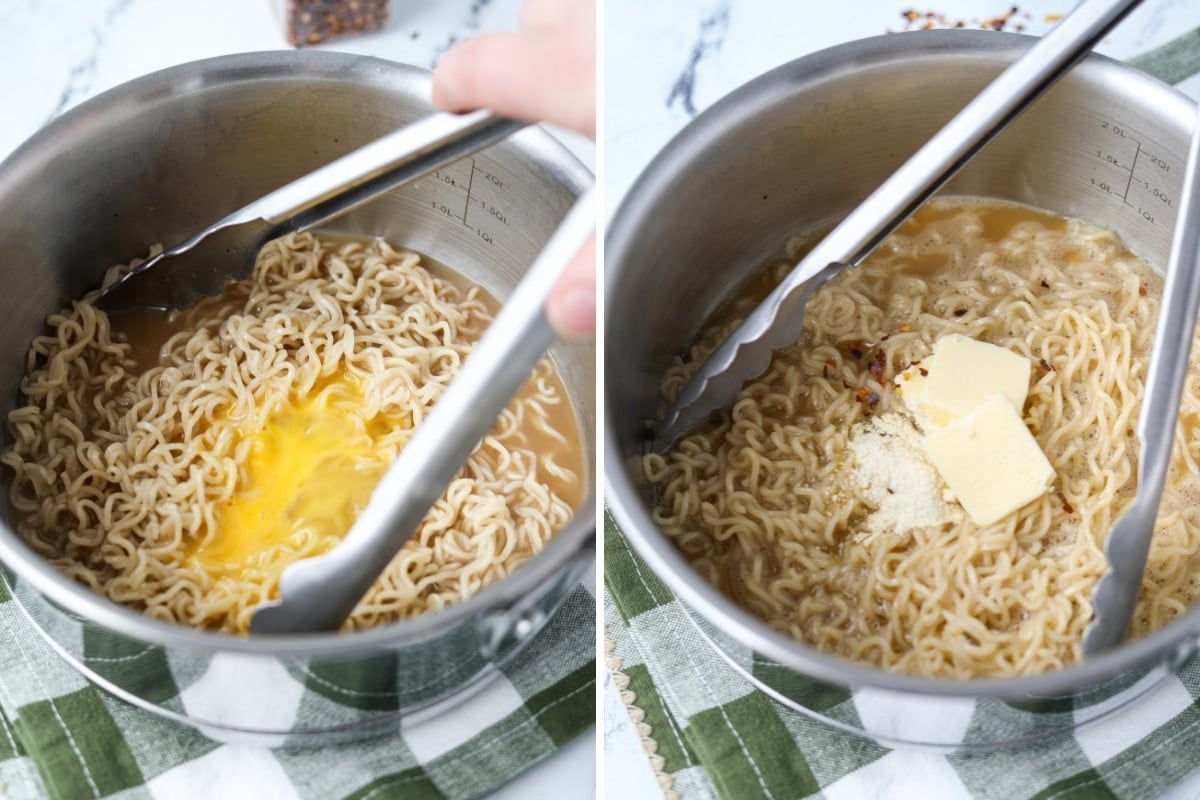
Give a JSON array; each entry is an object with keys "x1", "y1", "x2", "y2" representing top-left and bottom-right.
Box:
[{"x1": 546, "y1": 233, "x2": 596, "y2": 340}]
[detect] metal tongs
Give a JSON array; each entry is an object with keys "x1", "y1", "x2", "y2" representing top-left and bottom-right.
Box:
[
  {"x1": 250, "y1": 188, "x2": 594, "y2": 634},
  {"x1": 88, "y1": 104, "x2": 594, "y2": 632},
  {"x1": 95, "y1": 110, "x2": 526, "y2": 312},
  {"x1": 652, "y1": 0, "x2": 1144, "y2": 452},
  {"x1": 1081, "y1": 114, "x2": 1200, "y2": 655}
]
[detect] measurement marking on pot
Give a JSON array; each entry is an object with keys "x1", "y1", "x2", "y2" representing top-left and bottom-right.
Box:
[
  {"x1": 429, "y1": 157, "x2": 510, "y2": 246},
  {"x1": 1091, "y1": 121, "x2": 1177, "y2": 227},
  {"x1": 462, "y1": 159, "x2": 481, "y2": 238},
  {"x1": 1121, "y1": 139, "x2": 1139, "y2": 200}
]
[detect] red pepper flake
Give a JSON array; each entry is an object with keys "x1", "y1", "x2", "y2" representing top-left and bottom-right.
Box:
[
  {"x1": 842, "y1": 379, "x2": 853, "y2": 390},
  {"x1": 284, "y1": 0, "x2": 390, "y2": 47},
  {"x1": 919, "y1": 367, "x2": 929, "y2": 377},
  {"x1": 1039, "y1": 358, "x2": 1055, "y2": 372},
  {"x1": 881, "y1": 333, "x2": 891, "y2": 342},
  {"x1": 898, "y1": 323, "x2": 912, "y2": 333},
  {"x1": 825, "y1": 359, "x2": 837, "y2": 368},
  {"x1": 822, "y1": 364, "x2": 831, "y2": 379},
  {"x1": 868, "y1": 350, "x2": 887, "y2": 379},
  {"x1": 893, "y1": 7, "x2": 1027, "y2": 33},
  {"x1": 1062, "y1": 501, "x2": 1074, "y2": 514},
  {"x1": 953, "y1": 308, "x2": 967, "y2": 317},
  {"x1": 854, "y1": 387, "x2": 880, "y2": 408},
  {"x1": 1040, "y1": 279, "x2": 1050, "y2": 289},
  {"x1": 982, "y1": 6, "x2": 1021, "y2": 31},
  {"x1": 846, "y1": 341, "x2": 865, "y2": 359},
  {"x1": 1139, "y1": 285, "x2": 1148, "y2": 297}
]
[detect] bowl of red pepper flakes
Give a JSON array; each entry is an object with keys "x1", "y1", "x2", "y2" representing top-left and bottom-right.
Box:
[{"x1": 283, "y1": 0, "x2": 390, "y2": 47}]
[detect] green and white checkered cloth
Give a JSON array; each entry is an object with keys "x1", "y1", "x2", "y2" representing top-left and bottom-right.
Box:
[
  {"x1": 607, "y1": 516, "x2": 1200, "y2": 800},
  {"x1": 0, "y1": 576, "x2": 594, "y2": 799},
  {"x1": 605, "y1": 30, "x2": 1200, "y2": 800}
]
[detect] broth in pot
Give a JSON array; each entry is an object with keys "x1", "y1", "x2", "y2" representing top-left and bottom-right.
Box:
[{"x1": 3, "y1": 232, "x2": 585, "y2": 634}]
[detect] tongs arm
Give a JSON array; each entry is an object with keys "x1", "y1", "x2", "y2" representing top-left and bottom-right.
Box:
[
  {"x1": 242, "y1": 110, "x2": 526, "y2": 234},
  {"x1": 250, "y1": 188, "x2": 596, "y2": 634},
  {"x1": 1083, "y1": 108, "x2": 1200, "y2": 655},
  {"x1": 653, "y1": 0, "x2": 1145, "y2": 452},
  {"x1": 96, "y1": 110, "x2": 526, "y2": 312}
]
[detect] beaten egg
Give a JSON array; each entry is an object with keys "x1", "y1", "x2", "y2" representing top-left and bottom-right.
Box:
[{"x1": 185, "y1": 370, "x2": 402, "y2": 578}]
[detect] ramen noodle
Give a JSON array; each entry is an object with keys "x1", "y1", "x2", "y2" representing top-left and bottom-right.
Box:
[
  {"x1": 2, "y1": 232, "x2": 582, "y2": 633},
  {"x1": 645, "y1": 197, "x2": 1200, "y2": 678}
]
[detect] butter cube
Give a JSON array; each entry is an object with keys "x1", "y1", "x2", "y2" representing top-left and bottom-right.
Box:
[
  {"x1": 894, "y1": 362, "x2": 930, "y2": 415},
  {"x1": 922, "y1": 394, "x2": 1055, "y2": 526},
  {"x1": 897, "y1": 334, "x2": 1030, "y2": 428}
]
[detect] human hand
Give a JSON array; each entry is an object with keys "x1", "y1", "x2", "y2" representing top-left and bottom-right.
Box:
[{"x1": 432, "y1": 0, "x2": 596, "y2": 340}]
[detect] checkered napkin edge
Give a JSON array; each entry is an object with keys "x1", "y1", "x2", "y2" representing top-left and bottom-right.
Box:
[
  {"x1": 606, "y1": 514, "x2": 1200, "y2": 800},
  {"x1": 604, "y1": 30, "x2": 1200, "y2": 800}
]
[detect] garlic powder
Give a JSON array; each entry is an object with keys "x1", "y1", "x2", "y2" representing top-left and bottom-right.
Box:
[{"x1": 848, "y1": 412, "x2": 961, "y2": 537}]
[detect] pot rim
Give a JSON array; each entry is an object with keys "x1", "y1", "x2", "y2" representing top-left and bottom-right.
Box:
[
  {"x1": 0, "y1": 50, "x2": 596, "y2": 656},
  {"x1": 604, "y1": 29, "x2": 1200, "y2": 698}
]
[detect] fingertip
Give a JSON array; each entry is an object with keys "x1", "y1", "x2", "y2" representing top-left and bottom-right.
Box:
[
  {"x1": 547, "y1": 284, "x2": 596, "y2": 341},
  {"x1": 548, "y1": 238, "x2": 596, "y2": 340},
  {"x1": 429, "y1": 31, "x2": 592, "y2": 134},
  {"x1": 430, "y1": 39, "x2": 482, "y2": 113}
]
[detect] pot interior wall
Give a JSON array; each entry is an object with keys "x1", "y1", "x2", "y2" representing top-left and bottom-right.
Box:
[{"x1": 0, "y1": 61, "x2": 591, "y2": 442}]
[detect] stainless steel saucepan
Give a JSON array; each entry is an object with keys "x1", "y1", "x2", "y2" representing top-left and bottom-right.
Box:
[
  {"x1": 0, "y1": 51, "x2": 595, "y2": 743},
  {"x1": 605, "y1": 30, "x2": 1198, "y2": 749}
]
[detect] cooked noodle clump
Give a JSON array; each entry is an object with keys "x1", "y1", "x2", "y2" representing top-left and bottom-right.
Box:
[
  {"x1": 3, "y1": 233, "x2": 578, "y2": 633},
  {"x1": 645, "y1": 199, "x2": 1200, "y2": 678}
]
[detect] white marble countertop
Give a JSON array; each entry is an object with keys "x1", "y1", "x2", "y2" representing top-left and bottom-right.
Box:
[
  {"x1": 602, "y1": 1, "x2": 1200, "y2": 799},
  {"x1": 0, "y1": 1, "x2": 593, "y2": 798},
  {"x1": 1, "y1": 0, "x2": 594, "y2": 166},
  {"x1": 605, "y1": 0, "x2": 1200, "y2": 219}
]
